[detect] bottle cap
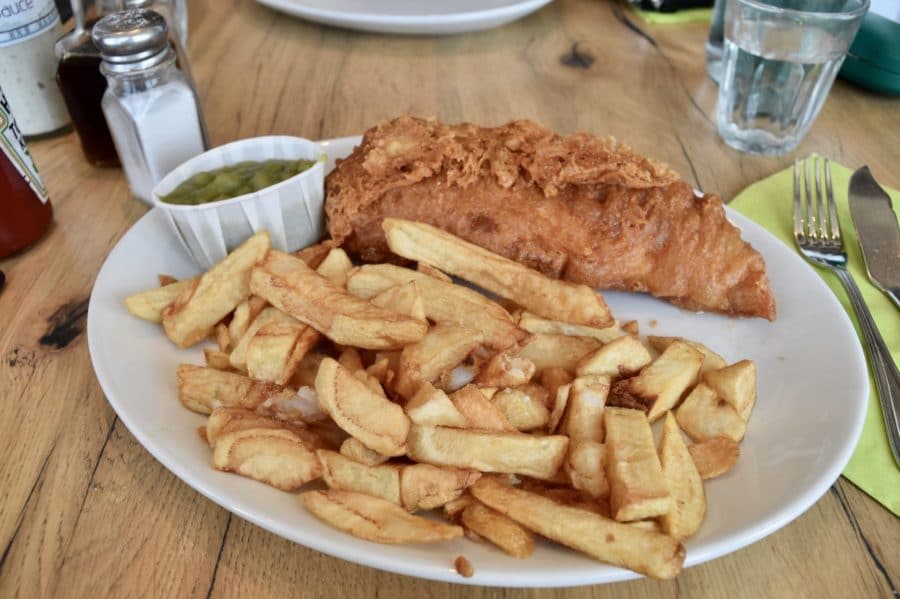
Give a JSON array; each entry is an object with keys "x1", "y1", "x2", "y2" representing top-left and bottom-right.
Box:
[{"x1": 92, "y1": 9, "x2": 169, "y2": 65}]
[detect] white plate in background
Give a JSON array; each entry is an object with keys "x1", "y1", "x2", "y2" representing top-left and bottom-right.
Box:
[
  {"x1": 87, "y1": 135, "x2": 868, "y2": 586},
  {"x1": 254, "y1": 0, "x2": 553, "y2": 35}
]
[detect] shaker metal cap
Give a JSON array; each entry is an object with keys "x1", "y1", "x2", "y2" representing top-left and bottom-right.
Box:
[
  {"x1": 92, "y1": 9, "x2": 169, "y2": 64},
  {"x1": 122, "y1": 0, "x2": 154, "y2": 7}
]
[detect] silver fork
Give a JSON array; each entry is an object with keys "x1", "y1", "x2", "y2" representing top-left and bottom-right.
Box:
[{"x1": 793, "y1": 156, "x2": 900, "y2": 469}]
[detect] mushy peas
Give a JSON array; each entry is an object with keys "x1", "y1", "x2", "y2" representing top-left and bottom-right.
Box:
[{"x1": 161, "y1": 159, "x2": 316, "y2": 205}]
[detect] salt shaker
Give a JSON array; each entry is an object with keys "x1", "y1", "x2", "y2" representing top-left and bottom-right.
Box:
[
  {"x1": 92, "y1": 9, "x2": 208, "y2": 203},
  {"x1": 100, "y1": 0, "x2": 188, "y2": 49},
  {"x1": 123, "y1": 0, "x2": 190, "y2": 64}
]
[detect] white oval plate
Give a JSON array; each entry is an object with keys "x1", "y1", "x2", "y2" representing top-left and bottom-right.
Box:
[
  {"x1": 253, "y1": 0, "x2": 553, "y2": 35},
  {"x1": 87, "y1": 136, "x2": 868, "y2": 587}
]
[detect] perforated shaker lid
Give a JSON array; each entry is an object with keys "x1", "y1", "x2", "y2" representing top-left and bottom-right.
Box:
[{"x1": 92, "y1": 9, "x2": 169, "y2": 64}]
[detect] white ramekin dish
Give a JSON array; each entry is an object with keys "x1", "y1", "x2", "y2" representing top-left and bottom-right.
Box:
[{"x1": 151, "y1": 136, "x2": 326, "y2": 269}]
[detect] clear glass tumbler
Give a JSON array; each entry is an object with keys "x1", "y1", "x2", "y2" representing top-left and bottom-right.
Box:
[{"x1": 716, "y1": 0, "x2": 869, "y2": 156}]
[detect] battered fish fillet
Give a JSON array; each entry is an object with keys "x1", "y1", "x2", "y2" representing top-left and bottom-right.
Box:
[{"x1": 325, "y1": 117, "x2": 775, "y2": 320}]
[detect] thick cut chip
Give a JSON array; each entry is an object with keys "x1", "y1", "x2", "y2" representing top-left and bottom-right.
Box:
[
  {"x1": 400, "y1": 463, "x2": 481, "y2": 511},
  {"x1": 157, "y1": 273, "x2": 177, "y2": 286},
  {"x1": 228, "y1": 295, "x2": 268, "y2": 344},
  {"x1": 338, "y1": 347, "x2": 364, "y2": 373},
  {"x1": 229, "y1": 306, "x2": 299, "y2": 372},
  {"x1": 443, "y1": 495, "x2": 477, "y2": 521},
  {"x1": 213, "y1": 427, "x2": 322, "y2": 491},
  {"x1": 290, "y1": 350, "x2": 329, "y2": 389},
  {"x1": 676, "y1": 383, "x2": 747, "y2": 442},
  {"x1": 205, "y1": 407, "x2": 326, "y2": 449},
  {"x1": 254, "y1": 385, "x2": 328, "y2": 423},
  {"x1": 308, "y1": 419, "x2": 352, "y2": 449},
  {"x1": 629, "y1": 520, "x2": 661, "y2": 533},
  {"x1": 346, "y1": 264, "x2": 526, "y2": 350},
  {"x1": 437, "y1": 364, "x2": 478, "y2": 393},
  {"x1": 703, "y1": 360, "x2": 757, "y2": 421},
  {"x1": 163, "y1": 231, "x2": 270, "y2": 347},
  {"x1": 450, "y1": 385, "x2": 516, "y2": 432},
  {"x1": 317, "y1": 449, "x2": 402, "y2": 505},
  {"x1": 301, "y1": 489, "x2": 464, "y2": 544},
  {"x1": 475, "y1": 351, "x2": 536, "y2": 387},
  {"x1": 515, "y1": 382, "x2": 550, "y2": 406},
  {"x1": 369, "y1": 281, "x2": 427, "y2": 322},
  {"x1": 417, "y1": 262, "x2": 452, "y2": 283},
  {"x1": 576, "y1": 336, "x2": 653, "y2": 378},
  {"x1": 470, "y1": 478, "x2": 684, "y2": 579},
  {"x1": 394, "y1": 324, "x2": 484, "y2": 399},
  {"x1": 366, "y1": 357, "x2": 394, "y2": 388},
  {"x1": 406, "y1": 425, "x2": 568, "y2": 480},
  {"x1": 176, "y1": 364, "x2": 295, "y2": 414},
  {"x1": 353, "y1": 369, "x2": 387, "y2": 397},
  {"x1": 340, "y1": 437, "x2": 390, "y2": 466},
  {"x1": 519, "y1": 480, "x2": 609, "y2": 516},
  {"x1": 383, "y1": 219, "x2": 613, "y2": 328},
  {"x1": 561, "y1": 375, "x2": 610, "y2": 443},
  {"x1": 608, "y1": 341, "x2": 703, "y2": 422},
  {"x1": 252, "y1": 251, "x2": 427, "y2": 350},
  {"x1": 203, "y1": 348, "x2": 233, "y2": 371},
  {"x1": 125, "y1": 276, "x2": 198, "y2": 323},
  {"x1": 658, "y1": 413, "x2": 706, "y2": 540},
  {"x1": 547, "y1": 383, "x2": 571, "y2": 433},
  {"x1": 295, "y1": 240, "x2": 337, "y2": 268},
  {"x1": 247, "y1": 322, "x2": 319, "y2": 385},
  {"x1": 315, "y1": 358, "x2": 410, "y2": 456},
  {"x1": 540, "y1": 367, "x2": 573, "y2": 401},
  {"x1": 491, "y1": 387, "x2": 550, "y2": 432},
  {"x1": 316, "y1": 247, "x2": 354, "y2": 284},
  {"x1": 604, "y1": 407, "x2": 672, "y2": 522},
  {"x1": 647, "y1": 336, "x2": 727, "y2": 374},
  {"x1": 405, "y1": 383, "x2": 469, "y2": 428},
  {"x1": 518, "y1": 311, "x2": 625, "y2": 343},
  {"x1": 461, "y1": 502, "x2": 535, "y2": 559},
  {"x1": 516, "y1": 334, "x2": 601, "y2": 373},
  {"x1": 564, "y1": 440, "x2": 610, "y2": 499},
  {"x1": 688, "y1": 436, "x2": 740, "y2": 480},
  {"x1": 215, "y1": 323, "x2": 232, "y2": 353}
]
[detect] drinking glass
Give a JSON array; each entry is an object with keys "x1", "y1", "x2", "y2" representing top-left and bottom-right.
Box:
[
  {"x1": 706, "y1": 0, "x2": 726, "y2": 83},
  {"x1": 716, "y1": 0, "x2": 869, "y2": 155}
]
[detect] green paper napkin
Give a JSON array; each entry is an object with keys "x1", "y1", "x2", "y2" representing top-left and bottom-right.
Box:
[
  {"x1": 631, "y1": 6, "x2": 712, "y2": 24},
  {"x1": 729, "y1": 157, "x2": 900, "y2": 517}
]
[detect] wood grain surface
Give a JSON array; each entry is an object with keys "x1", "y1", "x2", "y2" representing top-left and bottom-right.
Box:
[{"x1": 2, "y1": 0, "x2": 898, "y2": 597}]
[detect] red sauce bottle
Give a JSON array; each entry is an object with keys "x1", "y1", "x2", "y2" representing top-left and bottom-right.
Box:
[{"x1": 0, "y1": 86, "x2": 53, "y2": 258}]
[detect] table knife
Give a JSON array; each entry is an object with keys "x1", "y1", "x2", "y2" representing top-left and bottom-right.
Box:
[{"x1": 848, "y1": 166, "x2": 900, "y2": 309}]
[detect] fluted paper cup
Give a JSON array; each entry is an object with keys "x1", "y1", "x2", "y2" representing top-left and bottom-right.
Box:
[{"x1": 152, "y1": 136, "x2": 326, "y2": 269}]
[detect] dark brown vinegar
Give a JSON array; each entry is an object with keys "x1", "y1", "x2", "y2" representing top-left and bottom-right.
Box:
[{"x1": 56, "y1": 53, "x2": 119, "y2": 167}]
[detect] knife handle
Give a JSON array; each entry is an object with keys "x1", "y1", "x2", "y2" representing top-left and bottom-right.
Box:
[{"x1": 837, "y1": 269, "x2": 900, "y2": 469}]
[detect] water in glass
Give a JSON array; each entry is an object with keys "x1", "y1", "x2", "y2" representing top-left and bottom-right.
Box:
[{"x1": 716, "y1": 0, "x2": 868, "y2": 155}]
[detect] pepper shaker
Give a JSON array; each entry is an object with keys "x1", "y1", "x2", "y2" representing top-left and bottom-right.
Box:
[{"x1": 92, "y1": 9, "x2": 208, "y2": 203}]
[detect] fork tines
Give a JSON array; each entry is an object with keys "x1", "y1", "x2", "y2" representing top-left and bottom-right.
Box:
[{"x1": 793, "y1": 156, "x2": 841, "y2": 248}]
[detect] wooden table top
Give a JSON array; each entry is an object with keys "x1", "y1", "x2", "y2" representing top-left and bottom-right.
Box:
[{"x1": 2, "y1": 0, "x2": 898, "y2": 597}]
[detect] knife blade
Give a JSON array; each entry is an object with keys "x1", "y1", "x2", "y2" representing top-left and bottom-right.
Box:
[{"x1": 848, "y1": 166, "x2": 900, "y2": 309}]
